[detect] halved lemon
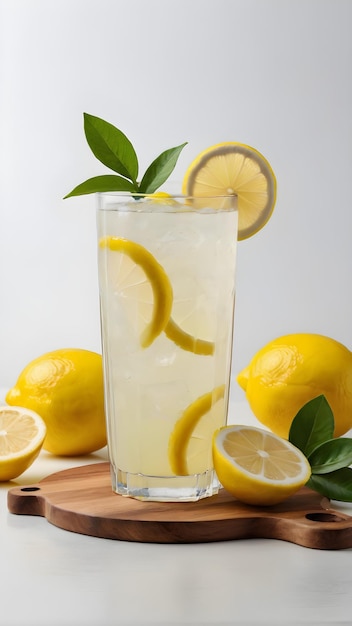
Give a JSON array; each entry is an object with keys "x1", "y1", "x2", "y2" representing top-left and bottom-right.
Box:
[
  {"x1": 182, "y1": 142, "x2": 277, "y2": 240},
  {"x1": 213, "y1": 425, "x2": 311, "y2": 506},
  {"x1": 168, "y1": 385, "x2": 226, "y2": 475},
  {"x1": 0, "y1": 406, "x2": 46, "y2": 481}
]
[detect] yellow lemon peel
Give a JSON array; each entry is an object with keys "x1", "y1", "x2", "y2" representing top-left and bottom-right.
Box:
[
  {"x1": 237, "y1": 333, "x2": 352, "y2": 438},
  {"x1": 6, "y1": 349, "x2": 106, "y2": 456}
]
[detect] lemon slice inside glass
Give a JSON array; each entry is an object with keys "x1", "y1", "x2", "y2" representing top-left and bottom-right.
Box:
[
  {"x1": 99, "y1": 237, "x2": 173, "y2": 348},
  {"x1": 0, "y1": 406, "x2": 47, "y2": 481},
  {"x1": 100, "y1": 236, "x2": 215, "y2": 355},
  {"x1": 182, "y1": 142, "x2": 277, "y2": 240},
  {"x1": 168, "y1": 384, "x2": 226, "y2": 475},
  {"x1": 165, "y1": 319, "x2": 214, "y2": 356},
  {"x1": 212, "y1": 425, "x2": 311, "y2": 506}
]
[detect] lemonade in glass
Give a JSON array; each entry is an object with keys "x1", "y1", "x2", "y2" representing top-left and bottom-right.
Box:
[
  {"x1": 97, "y1": 192, "x2": 238, "y2": 501},
  {"x1": 64, "y1": 114, "x2": 276, "y2": 503}
]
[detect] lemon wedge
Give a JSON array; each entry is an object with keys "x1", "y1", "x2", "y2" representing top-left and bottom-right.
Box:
[
  {"x1": 99, "y1": 237, "x2": 173, "y2": 348},
  {"x1": 168, "y1": 385, "x2": 226, "y2": 475},
  {"x1": 182, "y1": 142, "x2": 277, "y2": 240},
  {"x1": 212, "y1": 425, "x2": 311, "y2": 506},
  {"x1": 0, "y1": 406, "x2": 46, "y2": 481}
]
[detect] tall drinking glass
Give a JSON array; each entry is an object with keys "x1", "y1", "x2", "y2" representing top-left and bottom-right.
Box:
[{"x1": 97, "y1": 192, "x2": 238, "y2": 501}]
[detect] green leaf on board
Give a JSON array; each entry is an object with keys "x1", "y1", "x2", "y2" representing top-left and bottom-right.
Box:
[
  {"x1": 308, "y1": 438, "x2": 352, "y2": 474},
  {"x1": 307, "y1": 468, "x2": 352, "y2": 502},
  {"x1": 138, "y1": 143, "x2": 188, "y2": 194},
  {"x1": 288, "y1": 395, "x2": 334, "y2": 457},
  {"x1": 83, "y1": 113, "x2": 139, "y2": 182},
  {"x1": 289, "y1": 395, "x2": 352, "y2": 502},
  {"x1": 63, "y1": 175, "x2": 138, "y2": 198}
]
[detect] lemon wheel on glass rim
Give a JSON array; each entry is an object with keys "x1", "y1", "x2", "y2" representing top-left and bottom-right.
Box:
[{"x1": 182, "y1": 142, "x2": 277, "y2": 240}]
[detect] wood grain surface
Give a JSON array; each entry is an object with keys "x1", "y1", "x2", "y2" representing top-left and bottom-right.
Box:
[{"x1": 7, "y1": 462, "x2": 352, "y2": 549}]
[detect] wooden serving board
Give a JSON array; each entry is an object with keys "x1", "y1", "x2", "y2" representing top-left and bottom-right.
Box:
[{"x1": 7, "y1": 462, "x2": 352, "y2": 549}]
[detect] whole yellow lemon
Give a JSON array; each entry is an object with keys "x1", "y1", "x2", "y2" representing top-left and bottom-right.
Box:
[
  {"x1": 237, "y1": 333, "x2": 352, "y2": 439},
  {"x1": 6, "y1": 348, "x2": 107, "y2": 456}
]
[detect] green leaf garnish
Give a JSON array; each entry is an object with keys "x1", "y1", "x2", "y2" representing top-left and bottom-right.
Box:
[
  {"x1": 308, "y1": 438, "x2": 352, "y2": 474},
  {"x1": 64, "y1": 113, "x2": 187, "y2": 199},
  {"x1": 288, "y1": 395, "x2": 334, "y2": 457},
  {"x1": 138, "y1": 143, "x2": 188, "y2": 194},
  {"x1": 83, "y1": 113, "x2": 139, "y2": 183},
  {"x1": 307, "y1": 468, "x2": 352, "y2": 502},
  {"x1": 64, "y1": 175, "x2": 138, "y2": 199}
]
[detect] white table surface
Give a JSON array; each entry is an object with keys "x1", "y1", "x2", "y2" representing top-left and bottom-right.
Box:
[{"x1": 1, "y1": 392, "x2": 352, "y2": 626}]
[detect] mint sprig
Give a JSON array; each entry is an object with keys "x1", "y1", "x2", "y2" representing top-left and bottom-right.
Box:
[
  {"x1": 289, "y1": 395, "x2": 352, "y2": 502},
  {"x1": 64, "y1": 113, "x2": 187, "y2": 199}
]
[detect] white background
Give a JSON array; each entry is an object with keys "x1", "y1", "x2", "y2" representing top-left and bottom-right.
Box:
[{"x1": 1, "y1": 0, "x2": 351, "y2": 402}]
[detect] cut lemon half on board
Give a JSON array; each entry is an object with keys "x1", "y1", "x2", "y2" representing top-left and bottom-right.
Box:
[
  {"x1": 100, "y1": 237, "x2": 214, "y2": 355},
  {"x1": 212, "y1": 425, "x2": 311, "y2": 506},
  {"x1": 182, "y1": 142, "x2": 277, "y2": 240},
  {"x1": 0, "y1": 406, "x2": 46, "y2": 481},
  {"x1": 169, "y1": 385, "x2": 226, "y2": 475}
]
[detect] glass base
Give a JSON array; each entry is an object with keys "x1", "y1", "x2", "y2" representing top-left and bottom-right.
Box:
[{"x1": 110, "y1": 464, "x2": 220, "y2": 502}]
